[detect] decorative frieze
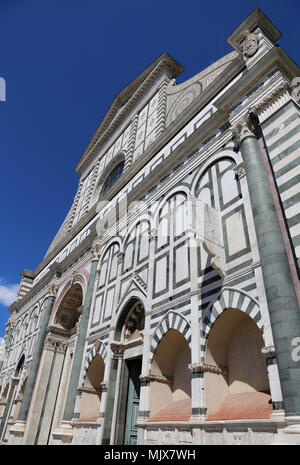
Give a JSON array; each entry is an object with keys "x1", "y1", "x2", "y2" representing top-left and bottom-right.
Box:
[
  {"x1": 249, "y1": 79, "x2": 292, "y2": 123},
  {"x1": 132, "y1": 271, "x2": 147, "y2": 292},
  {"x1": 44, "y1": 335, "x2": 69, "y2": 353}
]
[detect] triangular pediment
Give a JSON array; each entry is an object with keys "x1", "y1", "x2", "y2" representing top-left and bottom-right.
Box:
[{"x1": 76, "y1": 53, "x2": 184, "y2": 174}]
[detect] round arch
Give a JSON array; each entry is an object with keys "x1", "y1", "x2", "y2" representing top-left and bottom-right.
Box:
[
  {"x1": 150, "y1": 310, "x2": 191, "y2": 364},
  {"x1": 201, "y1": 287, "x2": 263, "y2": 347},
  {"x1": 190, "y1": 148, "x2": 240, "y2": 197}
]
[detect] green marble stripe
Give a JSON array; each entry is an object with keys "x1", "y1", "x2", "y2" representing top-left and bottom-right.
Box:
[
  {"x1": 279, "y1": 174, "x2": 300, "y2": 194},
  {"x1": 275, "y1": 156, "x2": 300, "y2": 179},
  {"x1": 264, "y1": 113, "x2": 299, "y2": 141},
  {"x1": 243, "y1": 283, "x2": 257, "y2": 294},
  {"x1": 291, "y1": 234, "x2": 300, "y2": 247},
  {"x1": 287, "y1": 213, "x2": 300, "y2": 229},
  {"x1": 267, "y1": 125, "x2": 300, "y2": 153},
  {"x1": 270, "y1": 140, "x2": 300, "y2": 166},
  {"x1": 261, "y1": 101, "x2": 296, "y2": 130},
  {"x1": 225, "y1": 272, "x2": 254, "y2": 288},
  {"x1": 244, "y1": 299, "x2": 257, "y2": 316},
  {"x1": 236, "y1": 293, "x2": 245, "y2": 310},
  {"x1": 283, "y1": 193, "x2": 300, "y2": 211},
  {"x1": 228, "y1": 290, "x2": 235, "y2": 308},
  {"x1": 210, "y1": 304, "x2": 220, "y2": 320},
  {"x1": 219, "y1": 294, "x2": 226, "y2": 311},
  {"x1": 227, "y1": 259, "x2": 253, "y2": 275}
]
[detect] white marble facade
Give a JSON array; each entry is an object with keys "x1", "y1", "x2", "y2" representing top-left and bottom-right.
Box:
[{"x1": 1, "y1": 8, "x2": 300, "y2": 446}]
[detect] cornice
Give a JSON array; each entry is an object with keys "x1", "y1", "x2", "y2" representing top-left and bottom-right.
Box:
[
  {"x1": 214, "y1": 46, "x2": 299, "y2": 114},
  {"x1": 14, "y1": 46, "x2": 299, "y2": 309},
  {"x1": 75, "y1": 53, "x2": 184, "y2": 174},
  {"x1": 227, "y1": 7, "x2": 282, "y2": 53}
]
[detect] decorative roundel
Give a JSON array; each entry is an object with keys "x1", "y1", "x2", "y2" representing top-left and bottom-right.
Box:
[{"x1": 241, "y1": 30, "x2": 259, "y2": 58}]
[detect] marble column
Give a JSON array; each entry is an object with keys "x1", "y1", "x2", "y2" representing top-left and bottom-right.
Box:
[
  {"x1": 234, "y1": 117, "x2": 300, "y2": 418},
  {"x1": 0, "y1": 377, "x2": 19, "y2": 440},
  {"x1": 17, "y1": 292, "x2": 56, "y2": 423},
  {"x1": 63, "y1": 244, "x2": 101, "y2": 421}
]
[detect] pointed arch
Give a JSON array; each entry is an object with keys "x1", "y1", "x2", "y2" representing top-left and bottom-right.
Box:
[
  {"x1": 202, "y1": 287, "x2": 263, "y2": 343},
  {"x1": 150, "y1": 311, "x2": 191, "y2": 362}
]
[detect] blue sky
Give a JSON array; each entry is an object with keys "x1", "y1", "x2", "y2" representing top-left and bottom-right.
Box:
[{"x1": 0, "y1": 0, "x2": 299, "y2": 337}]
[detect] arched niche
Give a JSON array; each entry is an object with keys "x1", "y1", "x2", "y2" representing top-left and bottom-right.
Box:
[
  {"x1": 0, "y1": 385, "x2": 9, "y2": 418},
  {"x1": 149, "y1": 329, "x2": 191, "y2": 421},
  {"x1": 79, "y1": 354, "x2": 105, "y2": 422},
  {"x1": 13, "y1": 377, "x2": 27, "y2": 422},
  {"x1": 115, "y1": 298, "x2": 145, "y2": 343},
  {"x1": 205, "y1": 308, "x2": 271, "y2": 421},
  {"x1": 53, "y1": 284, "x2": 83, "y2": 333}
]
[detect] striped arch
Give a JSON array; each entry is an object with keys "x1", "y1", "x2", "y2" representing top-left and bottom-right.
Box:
[
  {"x1": 123, "y1": 302, "x2": 144, "y2": 341},
  {"x1": 202, "y1": 288, "x2": 263, "y2": 343},
  {"x1": 83, "y1": 340, "x2": 107, "y2": 382},
  {"x1": 150, "y1": 311, "x2": 191, "y2": 363}
]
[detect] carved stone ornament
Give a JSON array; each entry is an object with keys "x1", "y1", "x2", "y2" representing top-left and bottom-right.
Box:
[
  {"x1": 234, "y1": 163, "x2": 246, "y2": 180},
  {"x1": 231, "y1": 116, "x2": 256, "y2": 145},
  {"x1": 110, "y1": 342, "x2": 124, "y2": 359},
  {"x1": 91, "y1": 243, "x2": 101, "y2": 262},
  {"x1": 188, "y1": 362, "x2": 227, "y2": 376},
  {"x1": 117, "y1": 252, "x2": 124, "y2": 265},
  {"x1": 139, "y1": 373, "x2": 173, "y2": 385},
  {"x1": 77, "y1": 385, "x2": 102, "y2": 395},
  {"x1": 241, "y1": 30, "x2": 259, "y2": 58},
  {"x1": 49, "y1": 281, "x2": 59, "y2": 297},
  {"x1": 261, "y1": 345, "x2": 276, "y2": 357}
]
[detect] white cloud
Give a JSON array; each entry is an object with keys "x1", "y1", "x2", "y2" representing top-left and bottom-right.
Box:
[{"x1": 0, "y1": 279, "x2": 19, "y2": 307}]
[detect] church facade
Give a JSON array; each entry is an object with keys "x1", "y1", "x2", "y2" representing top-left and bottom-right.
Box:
[{"x1": 1, "y1": 8, "x2": 300, "y2": 445}]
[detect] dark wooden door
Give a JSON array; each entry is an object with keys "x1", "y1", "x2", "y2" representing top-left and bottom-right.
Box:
[{"x1": 124, "y1": 359, "x2": 142, "y2": 445}]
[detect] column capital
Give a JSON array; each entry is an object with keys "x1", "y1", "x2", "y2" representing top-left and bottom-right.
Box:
[
  {"x1": 48, "y1": 280, "x2": 59, "y2": 297},
  {"x1": 231, "y1": 115, "x2": 257, "y2": 144}
]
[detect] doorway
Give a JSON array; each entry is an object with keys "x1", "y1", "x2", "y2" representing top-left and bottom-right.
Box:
[{"x1": 124, "y1": 358, "x2": 142, "y2": 445}]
